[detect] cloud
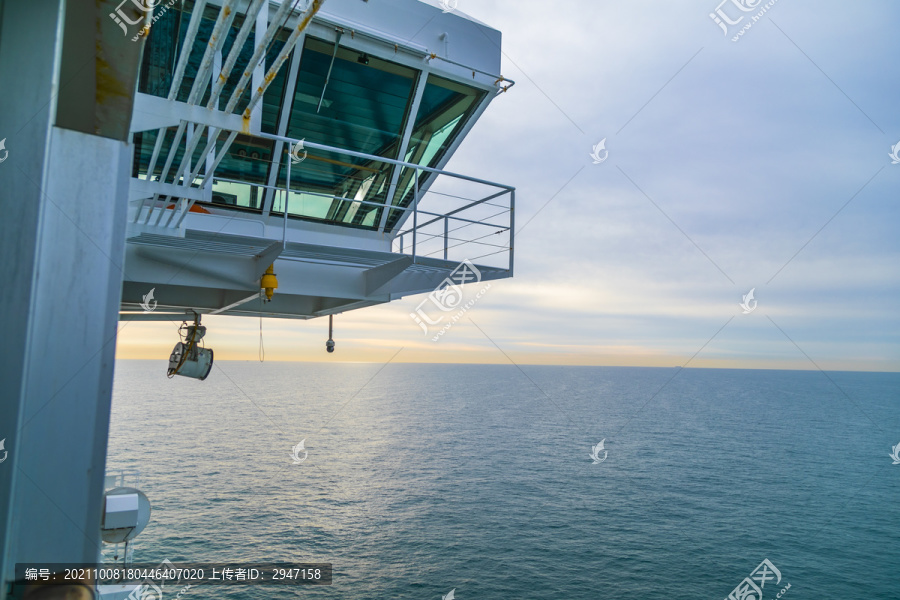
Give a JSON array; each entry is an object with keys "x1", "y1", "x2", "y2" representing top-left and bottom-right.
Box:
[{"x1": 118, "y1": 0, "x2": 900, "y2": 371}]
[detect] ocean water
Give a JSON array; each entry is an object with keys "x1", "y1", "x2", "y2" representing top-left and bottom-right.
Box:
[{"x1": 107, "y1": 362, "x2": 900, "y2": 599}]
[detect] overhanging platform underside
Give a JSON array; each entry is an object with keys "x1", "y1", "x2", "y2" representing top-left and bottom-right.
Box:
[{"x1": 121, "y1": 230, "x2": 508, "y2": 320}]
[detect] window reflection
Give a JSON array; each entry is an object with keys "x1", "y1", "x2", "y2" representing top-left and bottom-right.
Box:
[
  {"x1": 134, "y1": 15, "x2": 487, "y2": 232},
  {"x1": 385, "y1": 75, "x2": 485, "y2": 231},
  {"x1": 276, "y1": 37, "x2": 417, "y2": 228}
]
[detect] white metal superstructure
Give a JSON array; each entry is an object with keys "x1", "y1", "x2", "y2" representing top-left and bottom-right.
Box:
[{"x1": 122, "y1": 0, "x2": 515, "y2": 322}]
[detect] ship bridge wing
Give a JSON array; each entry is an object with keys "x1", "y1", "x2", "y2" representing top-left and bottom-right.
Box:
[{"x1": 122, "y1": 0, "x2": 515, "y2": 320}]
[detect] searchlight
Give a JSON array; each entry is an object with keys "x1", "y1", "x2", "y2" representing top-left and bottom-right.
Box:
[{"x1": 167, "y1": 315, "x2": 213, "y2": 380}]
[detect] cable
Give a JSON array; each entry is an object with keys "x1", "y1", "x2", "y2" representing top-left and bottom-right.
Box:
[{"x1": 259, "y1": 293, "x2": 265, "y2": 362}]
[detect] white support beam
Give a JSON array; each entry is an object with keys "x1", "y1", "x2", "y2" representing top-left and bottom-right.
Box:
[
  {"x1": 129, "y1": 178, "x2": 207, "y2": 202},
  {"x1": 263, "y1": 36, "x2": 303, "y2": 217},
  {"x1": 253, "y1": 242, "x2": 285, "y2": 278},
  {"x1": 208, "y1": 291, "x2": 263, "y2": 315},
  {"x1": 250, "y1": 0, "x2": 268, "y2": 134},
  {"x1": 365, "y1": 256, "x2": 413, "y2": 295},
  {"x1": 130, "y1": 93, "x2": 248, "y2": 134},
  {"x1": 119, "y1": 312, "x2": 201, "y2": 322}
]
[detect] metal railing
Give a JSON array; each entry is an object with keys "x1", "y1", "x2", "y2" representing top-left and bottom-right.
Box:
[
  {"x1": 394, "y1": 182, "x2": 514, "y2": 271},
  {"x1": 258, "y1": 135, "x2": 515, "y2": 271},
  {"x1": 134, "y1": 134, "x2": 515, "y2": 272}
]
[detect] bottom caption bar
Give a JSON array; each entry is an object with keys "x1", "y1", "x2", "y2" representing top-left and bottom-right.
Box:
[{"x1": 15, "y1": 563, "x2": 332, "y2": 586}]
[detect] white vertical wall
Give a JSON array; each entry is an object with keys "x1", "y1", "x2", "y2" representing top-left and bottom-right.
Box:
[{"x1": 0, "y1": 1, "x2": 132, "y2": 596}]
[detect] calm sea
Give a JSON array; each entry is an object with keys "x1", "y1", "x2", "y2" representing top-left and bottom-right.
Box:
[{"x1": 106, "y1": 361, "x2": 900, "y2": 599}]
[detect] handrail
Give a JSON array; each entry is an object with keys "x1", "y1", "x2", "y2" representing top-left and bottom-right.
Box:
[
  {"x1": 426, "y1": 54, "x2": 516, "y2": 93},
  {"x1": 401, "y1": 188, "x2": 512, "y2": 233},
  {"x1": 256, "y1": 133, "x2": 516, "y2": 191},
  {"x1": 139, "y1": 134, "x2": 514, "y2": 271},
  {"x1": 400, "y1": 207, "x2": 511, "y2": 242},
  {"x1": 208, "y1": 176, "x2": 510, "y2": 229}
]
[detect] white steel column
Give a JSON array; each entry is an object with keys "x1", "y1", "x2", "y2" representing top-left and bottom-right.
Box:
[
  {"x1": 263, "y1": 36, "x2": 304, "y2": 217},
  {"x1": 0, "y1": 1, "x2": 136, "y2": 596}
]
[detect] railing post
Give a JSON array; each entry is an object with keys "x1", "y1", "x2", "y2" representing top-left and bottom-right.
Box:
[
  {"x1": 400, "y1": 235, "x2": 404, "y2": 254},
  {"x1": 412, "y1": 167, "x2": 418, "y2": 262},
  {"x1": 509, "y1": 189, "x2": 515, "y2": 275},
  {"x1": 443, "y1": 216, "x2": 448, "y2": 260},
  {"x1": 284, "y1": 144, "x2": 291, "y2": 247}
]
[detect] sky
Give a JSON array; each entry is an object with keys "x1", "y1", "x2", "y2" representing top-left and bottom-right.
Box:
[{"x1": 117, "y1": 0, "x2": 900, "y2": 371}]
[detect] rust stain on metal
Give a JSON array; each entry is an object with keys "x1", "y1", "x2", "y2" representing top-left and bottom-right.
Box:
[
  {"x1": 236, "y1": 0, "x2": 325, "y2": 132},
  {"x1": 95, "y1": 43, "x2": 131, "y2": 106},
  {"x1": 295, "y1": 0, "x2": 322, "y2": 32}
]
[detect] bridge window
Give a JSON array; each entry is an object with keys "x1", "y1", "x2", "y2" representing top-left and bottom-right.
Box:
[
  {"x1": 132, "y1": 6, "x2": 487, "y2": 233},
  {"x1": 384, "y1": 75, "x2": 485, "y2": 230},
  {"x1": 272, "y1": 37, "x2": 417, "y2": 228}
]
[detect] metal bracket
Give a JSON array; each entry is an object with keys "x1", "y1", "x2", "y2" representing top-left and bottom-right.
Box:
[
  {"x1": 130, "y1": 93, "x2": 247, "y2": 134},
  {"x1": 364, "y1": 255, "x2": 413, "y2": 296}
]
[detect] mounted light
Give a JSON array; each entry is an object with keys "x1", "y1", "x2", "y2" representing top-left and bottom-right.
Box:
[
  {"x1": 168, "y1": 316, "x2": 213, "y2": 380},
  {"x1": 326, "y1": 314, "x2": 336, "y2": 353}
]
